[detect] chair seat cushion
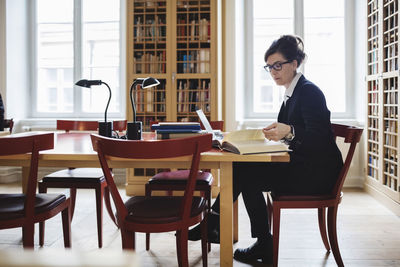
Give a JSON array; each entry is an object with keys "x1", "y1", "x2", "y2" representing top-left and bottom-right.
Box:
[
  {"x1": 0, "y1": 193, "x2": 66, "y2": 220},
  {"x1": 42, "y1": 168, "x2": 105, "y2": 183},
  {"x1": 271, "y1": 192, "x2": 336, "y2": 201},
  {"x1": 148, "y1": 170, "x2": 213, "y2": 185},
  {"x1": 125, "y1": 196, "x2": 206, "y2": 224}
]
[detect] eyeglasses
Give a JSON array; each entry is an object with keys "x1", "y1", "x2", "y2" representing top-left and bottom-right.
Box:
[{"x1": 264, "y1": 60, "x2": 292, "y2": 72}]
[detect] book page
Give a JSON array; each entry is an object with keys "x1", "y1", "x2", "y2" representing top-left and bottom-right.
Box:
[
  {"x1": 223, "y1": 139, "x2": 288, "y2": 155},
  {"x1": 223, "y1": 129, "x2": 265, "y2": 143}
]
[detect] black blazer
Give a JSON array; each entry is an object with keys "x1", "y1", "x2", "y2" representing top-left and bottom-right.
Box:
[
  {"x1": 277, "y1": 75, "x2": 342, "y2": 169},
  {"x1": 0, "y1": 94, "x2": 4, "y2": 131}
]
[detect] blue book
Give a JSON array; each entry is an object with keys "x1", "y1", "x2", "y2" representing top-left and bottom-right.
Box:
[
  {"x1": 151, "y1": 122, "x2": 201, "y2": 131},
  {"x1": 155, "y1": 129, "x2": 202, "y2": 134}
]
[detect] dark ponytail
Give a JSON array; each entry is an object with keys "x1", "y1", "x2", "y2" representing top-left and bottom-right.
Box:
[{"x1": 264, "y1": 35, "x2": 306, "y2": 66}]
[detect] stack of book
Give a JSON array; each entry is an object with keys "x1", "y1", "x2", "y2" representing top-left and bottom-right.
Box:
[{"x1": 151, "y1": 122, "x2": 203, "y2": 140}]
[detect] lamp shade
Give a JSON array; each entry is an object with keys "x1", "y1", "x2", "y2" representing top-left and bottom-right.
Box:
[
  {"x1": 142, "y1": 77, "x2": 160, "y2": 88},
  {"x1": 75, "y1": 79, "x2": 113, "y2": 137},
  {"x1": 75, "y1": 79, "x2": 102, "y2": 88}
]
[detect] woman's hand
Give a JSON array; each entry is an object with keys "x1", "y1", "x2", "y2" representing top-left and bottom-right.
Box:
[{"x1": 263, "y1": 122, "x2": 291, "y2": 141}]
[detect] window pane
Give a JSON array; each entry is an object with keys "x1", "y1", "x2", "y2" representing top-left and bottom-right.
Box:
[
  {"x1": 304, "y1": 0, "x2": 345, "y2": 112},
  {"x1": 252, "y1": 0, "x2": 293, "y2": 114},
  {"x1": 82, "y1": 0, "x2": 120, "y2": 114},
  {"x1": 36, "y1": 0, "x2": 73, "y2": 113}
]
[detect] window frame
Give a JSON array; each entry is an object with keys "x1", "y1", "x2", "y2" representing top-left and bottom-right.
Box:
[
  {"x1": 244, "y1": 0, "x2": 355, "y2": 119},
  {"x1": 29, "y1": 0, "x2": 125, "y2": 119}
]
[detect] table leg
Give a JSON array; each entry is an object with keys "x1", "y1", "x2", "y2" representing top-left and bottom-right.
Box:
[
  {"x1": 234, "y1": 200, "x2": 238, "y2": 243},
  {"x1": 219, "y1": 162, "x2": 233, "y2": 267}
]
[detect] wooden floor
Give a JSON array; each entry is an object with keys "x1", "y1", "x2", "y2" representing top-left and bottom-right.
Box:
[{"x1": 0, "y1": 184, "x2": 400, "y2": 267}]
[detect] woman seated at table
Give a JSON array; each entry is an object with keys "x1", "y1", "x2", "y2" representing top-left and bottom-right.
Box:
[{"x1": 188, "y1": 34, "x2": 343, "y2": 264}]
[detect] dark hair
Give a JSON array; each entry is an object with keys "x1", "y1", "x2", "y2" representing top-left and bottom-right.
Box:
[{"x1": 264, "y1": 35, "x2": 306, "y2": 66}]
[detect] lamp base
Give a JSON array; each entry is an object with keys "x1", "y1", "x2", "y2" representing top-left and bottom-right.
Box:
[
  {"x1": 127, "y1": 121, "x2": 142, "y2": 140},
  {"x1": 98, "y1": 121, "x2": 113, "y2": 137}
]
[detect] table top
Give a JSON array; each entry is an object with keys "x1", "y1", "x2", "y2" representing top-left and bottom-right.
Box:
[{"x1": 0, "y1": 132, "x2": 290, "y2": 163}]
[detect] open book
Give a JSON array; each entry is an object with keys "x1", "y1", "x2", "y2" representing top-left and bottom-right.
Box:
[{"x1": 214, "y1": 129, "x2": 290, "y2": 155}]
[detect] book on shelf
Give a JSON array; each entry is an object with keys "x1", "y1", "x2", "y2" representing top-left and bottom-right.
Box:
[{"x1": 215, "y1": 129, "x2": 290, "y2": 155}]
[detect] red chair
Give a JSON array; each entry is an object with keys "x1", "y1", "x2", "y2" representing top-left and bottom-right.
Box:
[
  {"x1": 91, "y1": 133, "x2": 212, "y2": 267},
  {"x1": 2, "y1": 118, "x2": 14, "y2": 133},
  {"x1": 266, "y1": 123, "x2": 363, "y2": 267},
  {"x1": 0, "y1": 133, "x2": 71, "y2": 248},
  {"x1": 38, "y1": 119, "x2": 126, "y2": 248},
  {"x1": 145, "y1": 121, "x2": 223, "y2": 251}
]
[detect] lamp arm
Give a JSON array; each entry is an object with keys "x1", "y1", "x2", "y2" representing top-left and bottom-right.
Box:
[
  {"x1": 130, "y1": 79, "x2": 143, "y2": 123},
  {"x1": 101, "y1": 81, "x2": 112, "y2": 123},
  {"x1": 129, "y1": 82, "x2": 137, "y2": 123}
]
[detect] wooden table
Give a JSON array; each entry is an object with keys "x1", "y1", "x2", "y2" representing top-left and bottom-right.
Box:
[{"x1": 0, "y1": 132, "x2": 289, "y2": 267}]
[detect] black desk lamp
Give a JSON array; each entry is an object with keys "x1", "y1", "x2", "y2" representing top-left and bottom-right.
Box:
[
  {"x1": 75, "y1": 79, "x2": 113, "y2": 137},
  {"x1": 127, "y1": 77, "x2": 160, "y2": 140}
]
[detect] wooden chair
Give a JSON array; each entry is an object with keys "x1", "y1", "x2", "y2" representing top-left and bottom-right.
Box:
[
  {"x1": 266, "y1": 123, "x2": 363, "y2": 267},
  {"x1": 91, "y1": 133, "x2": 212, "y2": 267},
  {"x1": 0, "y1": 133, "x2": 71, "y2": 248},
  {"x1": 38, "y1": 119, "x2": 127, "y2": 248},
  {"x1": 2, "y1": 118, "x2": 14, "y2": 133},
  {"x1": 145, "y1": 121, "x2": 223, "y2": 251}
]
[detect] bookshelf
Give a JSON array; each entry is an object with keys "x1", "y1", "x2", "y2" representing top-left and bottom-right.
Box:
[
  {"x1": 366, "y1": 0, "x2": 400, "y2": 204},
  {"x1": 126, "y1": 0, "x2": 219, "y2": 195}
]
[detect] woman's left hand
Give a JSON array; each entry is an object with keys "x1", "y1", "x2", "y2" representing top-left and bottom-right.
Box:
[{"x1": 263, "y1": 122, "x2": 291, "y2": 141}]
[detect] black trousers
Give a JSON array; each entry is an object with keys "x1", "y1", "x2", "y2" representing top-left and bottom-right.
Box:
[{"x1": 211, "y1": 161, "x2": 340, "y2": 238}]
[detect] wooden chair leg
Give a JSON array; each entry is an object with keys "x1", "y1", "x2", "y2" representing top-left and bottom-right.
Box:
[
  {"x1": 39, "y1": 221, "x2": 45, "y2": 247},
  {"x1": 327, "y1": 206, "x2": 344, "y2": 267},
  {"x1": 121, "y1": 229, "x2": 135, "y2": 250},
  {"x1": 145, "y1": 185, "x2": 151, "y2": 250},
  {"x1": 22, "y1": 223, "x2": 35, "y2": 248},
  {"x1": 272, "y1": 206, "x2": 281, "y2": 267},
  {"x1": 145, "y1": 233, "x2": 150, "y2": 251},
  {"x1": 38, "y1": 183, "x2": 46, "y2": 247},
  {"x1": 62, "y1": 203, "x2": 71, "y2": 248},
  {"x1": 176, "y1": 229, "x2": 189, "y2": 267},
  {"x1": 69, "y1": 188, "x2": 77, "y2": 221},
  {"x1": 205, "y1": 188, "x2": 212, "y2": 251},
  {"x1": 95, "y1": 185, "x2": 104, "y2": 248},
  {"x1": 318, "y1": 207, "x2": 330, "y2": 251},
  {"x1": 104, "y1": 186, "x2": 118, "y2": 228},
  {"x1": 200, "y1": 216, "x2": 208, "y2": 267}
]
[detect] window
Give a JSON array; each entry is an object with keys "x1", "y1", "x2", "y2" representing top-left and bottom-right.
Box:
[
  {"x1": 33, "y1": 0, "x2": 122, "y2": 118},
  {"x1": 246, "y1": 0, "x2": 349, "y2": 118}
]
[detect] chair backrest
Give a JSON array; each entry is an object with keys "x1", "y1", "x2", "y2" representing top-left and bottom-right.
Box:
[
  {"x1": 0, "y1": 133, "x2": 54, "y2": 217},
  {"x1": 200, "y1": 120, "x2": 224, "y2": 131},
  {"x1": 91, "y1": 133, "x2": 212, "y2": 224},
  {"x1": 2, "y1": 119, "x2": 14, "y2": 133},
  {"x1": 112, "y1": 120, "x2": 128, "y2": 132},
  {"x1": 57, "y1": 120, "x2": 127, "y2": 133},
  {"x1": 330, "y1": 123, "x2": 363, "y2": 198}
]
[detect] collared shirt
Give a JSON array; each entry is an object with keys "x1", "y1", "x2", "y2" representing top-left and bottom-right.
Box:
[{"x1": 284, "y1": 72, "x2": 302, "y2": 104}]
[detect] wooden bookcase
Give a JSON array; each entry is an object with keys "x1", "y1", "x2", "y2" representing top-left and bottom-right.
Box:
[
  {"x1": 126, "y1": 0, "x2": 219, "y2": 195},
  {"x1": 366, "y1": 0, "x2": 400, "y2": 204}
]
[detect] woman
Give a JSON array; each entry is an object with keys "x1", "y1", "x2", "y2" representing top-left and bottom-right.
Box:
[{"x1": 189, "y1": 35, "x2": 343, "y2": 264}]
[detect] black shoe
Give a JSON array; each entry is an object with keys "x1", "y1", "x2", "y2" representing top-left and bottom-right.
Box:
[
  {"x1": 188, "y1": 224, "x2": 220, "y2": 243},
  {"x1": 234, "y1": 238, "x2": 273, "y2": 264},
  {"x1": 188, "y1": 224, "x2": 202, "y2": 241},
  {"x1": 188, "y1": 213, "x2": 220, "y2": 243}
]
